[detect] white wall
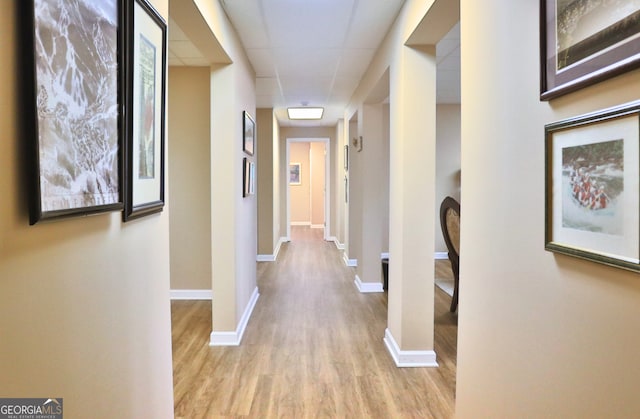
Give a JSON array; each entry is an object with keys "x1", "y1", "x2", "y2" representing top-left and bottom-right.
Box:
[
  {"x1": 169, "y1": 66, "x2": 212, "y2": 291},
  {"x1": 310, "y1": 142, "x2": 326, "y2": 227},
  {"x1": 456, "y1": 0, "x2": 640, "y2": 417},
  {"x1": 435, "y1": 104, "x2": 461, "y2": 253},
  {"x1": 0, "y1": 0, "x2": 174, "y2": 417},
  {"x1": 181, "y1": 0, "x2": 258, "y2": 338}
]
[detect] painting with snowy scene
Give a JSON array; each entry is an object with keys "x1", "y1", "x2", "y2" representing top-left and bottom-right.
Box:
[
  {"x1": 30, "y1": 0, "x2": 122, "y2": 224},
  {"x1": 562, "y1": 139, "x2": 623, "y2": 235},
  {"x1": 545, "y1": 102, "x2": 640, "y2": 273}
]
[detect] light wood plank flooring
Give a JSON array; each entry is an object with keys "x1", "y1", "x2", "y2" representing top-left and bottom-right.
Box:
[{"x1": 172, "y1": 227, "x2": 457, "y2": 418}]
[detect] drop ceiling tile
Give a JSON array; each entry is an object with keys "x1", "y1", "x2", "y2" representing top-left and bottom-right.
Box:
[
  {"x1": 437, "y1": 39, "x2": 459, "y2": 59},
  {"x1": 280, "y1": 76, "x2": 333, "y2": 94},
  {"x1": 344, "y1": 0, "x2": 405, "y2": 48},
  {"x1": 256, "y1": 77, "x2": 281, "y2": 96},
  {"x1": 338, "y1": 49, "x2": 376, "y2": 77},
  {"x1": 273, "y1": 48, "x2": 341, "y2": 77},
  {"x1": 330, "y1": 76, "x2": 360, "y2": 93},
  {"x1": 263, "y1": 0, "x2": 353, "y2": 48},
  {"x1": 438, "y1": 51, "x2": 460, "y2": 70},
  {"x1": 246, "y1": 49, "x2": 278, "y2": 77},
  {"x1": 221, "y1": 0, "x2": 269, "y2": 48}
]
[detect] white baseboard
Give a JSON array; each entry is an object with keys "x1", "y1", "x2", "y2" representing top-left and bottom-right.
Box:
[
  {"x1": 257, "y1": 237, "x2": 287, "y2": 262},
  {"x1": 291, "y1": 221, "x2": 311, "y2": 226},
  {"x1": 328, "y1": 237, "x2": 345, "y2": 250},
  {"x1": 342, "y1": 252, "x2": 357, "y2": 267},
  {"x1": 210, "y1": 287, "x2": 259, "y2": 346},
  {"x1": 383, "y1": 328, "x2": 438, "y2": 367},
  {"x1": 434, "y1": 252, "x2": 448, "y2": 260},
  {"x1": 170, "y1": 289, "x2": 213, "y2": 300},
  {"x1": 354, "y1": 275, "x2": 384, "y2": 293}
]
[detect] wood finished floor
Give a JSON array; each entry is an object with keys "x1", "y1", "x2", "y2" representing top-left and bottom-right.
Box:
[{"x1": 172, "y1": 227, "x2": 457, "y2": 418}]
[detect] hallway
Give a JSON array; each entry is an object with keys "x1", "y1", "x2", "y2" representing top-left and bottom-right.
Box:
[{"x1": 172, "y1": 226, "x2": 457, "y2": 417}]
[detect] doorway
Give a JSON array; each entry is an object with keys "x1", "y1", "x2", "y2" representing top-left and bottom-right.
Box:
[{"x1": 286, "y1": 138, "x2": 330, "y2": 241}]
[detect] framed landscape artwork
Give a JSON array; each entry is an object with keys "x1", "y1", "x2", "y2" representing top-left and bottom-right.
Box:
[
  {"x1": 243, "y1": 111, "x2": 255, "y2": 156},
  {"x1": 540, "y1": 0, "x2": 640, "y2": 100},
  {"x1": 545, "y1": 102, "x2": 640, "y2": 272},
  {"x1": 123, "y1": 0, "x2": 167, "y2": 221},
  {"x1": 28, "y1": 0, "x2": 125, "y2": 224}
]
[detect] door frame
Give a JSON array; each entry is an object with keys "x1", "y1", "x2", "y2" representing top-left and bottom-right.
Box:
[{"x1": 286, "y1": 137, "x2": 331, "y2": 241}]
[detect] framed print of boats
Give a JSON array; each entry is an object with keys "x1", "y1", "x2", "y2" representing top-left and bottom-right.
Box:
[
  {"x1": 123, "y1": 0, "x2": 167, "y2": 221},
  {"x1": 28, "y1": 0, "x2": 125, "y2": 224},
  {"x1": 540, "y1": 0, "x2": 640, "y2": 100},
  {"x1": 545, "y1": 101, "x2": 640, "y2": 272}
]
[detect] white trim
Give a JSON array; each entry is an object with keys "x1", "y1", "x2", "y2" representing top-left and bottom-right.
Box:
[
  {"x1": 275, "y1": 237, "x2": 286, "y2": 258},
  {"x1": 434, "y1": 252, "x2": 448, "y2": 260},
  {"x1": 291, "y1": 221, "x2": 311, "y2": 226},
  {"x1": 383, "y1": 328, "x2": 439, "y2": 368},
  {"x1": 381, "y1": 252, "x2": 390, "y2": 259},
  {"x1": 329, "y1": 236, "x2": 345, "y2": 250},
  {"x1": 310, "y1": 224, "x2": 324, "y2": 229},
  {"x1": 354, "y1": 275, "x2": 384, "y2": 293},
  {"x1": 342, "y1": 252, "x2": 357, "y2": 267},
  {"x1": 170, "y1": 289, "x2": 212, "y2": 300},
  {"x1": 209, "y1": 287, "x2": 260, "y2": 346},
  {"x1": 257, "y1": 237, "x2": 287, "y2": 261}
]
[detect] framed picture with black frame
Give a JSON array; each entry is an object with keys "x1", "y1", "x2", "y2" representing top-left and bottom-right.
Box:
[
  {"x1": 243, "y1": 111, "x2": 255, "y2": 156},
  {"x1": 27, "y1": 0, "x2": 125, "y2": 224},
  {"x1": 540, "y1": 0, "x2": 640, "y2": 100},
  {"x1": 545, "y1": 101, "x2": 640, "y2": 272},
  {"x1": 243, "y1": 157, "x2": 250, "y2": 197},
  {"x1": 344, "y1": 144, "x2": 349, "y2": 171},
  {"x1": 123, "y1": 0, "x2": 167, "y2": 221}
]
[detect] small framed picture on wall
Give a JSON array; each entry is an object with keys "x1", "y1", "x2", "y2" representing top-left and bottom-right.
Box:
[{"x1": 289, "y1": 163, "x2": 301, "y2": 185}]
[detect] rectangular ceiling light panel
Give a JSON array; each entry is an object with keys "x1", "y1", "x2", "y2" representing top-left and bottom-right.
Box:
[{"x1": 287, "y1": 107, "x2": 324, "y2": 120}]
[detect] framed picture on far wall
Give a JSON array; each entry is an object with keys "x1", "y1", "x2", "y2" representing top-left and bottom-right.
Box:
[
  {"x1": 243, "y1": 111, "x2": 255, "y2": 156},
  {"x1": 540, "y1": 0, "x2": 640, "y2": 100},
  {"x1": 123, "y1": 0, "x2": 167, "y2": 221},
  {"x1": 28, "y1": 0, "x2": 125, "y2": 224},
  {"x1": 545, "y1": 101, "x2": 640, "y2": 272},
  {"x1": 289, "y1": 163, "x2": 301, "y2": 185}
]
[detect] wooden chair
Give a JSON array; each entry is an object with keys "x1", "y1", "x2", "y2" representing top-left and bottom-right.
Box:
[{"x1": 439, "y1": 196, "x2": 460, "y2": 312}]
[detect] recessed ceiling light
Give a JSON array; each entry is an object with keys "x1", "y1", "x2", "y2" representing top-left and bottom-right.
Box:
[{"x1": 287, "y1": 107, "x2": 324, "y2": 120}]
